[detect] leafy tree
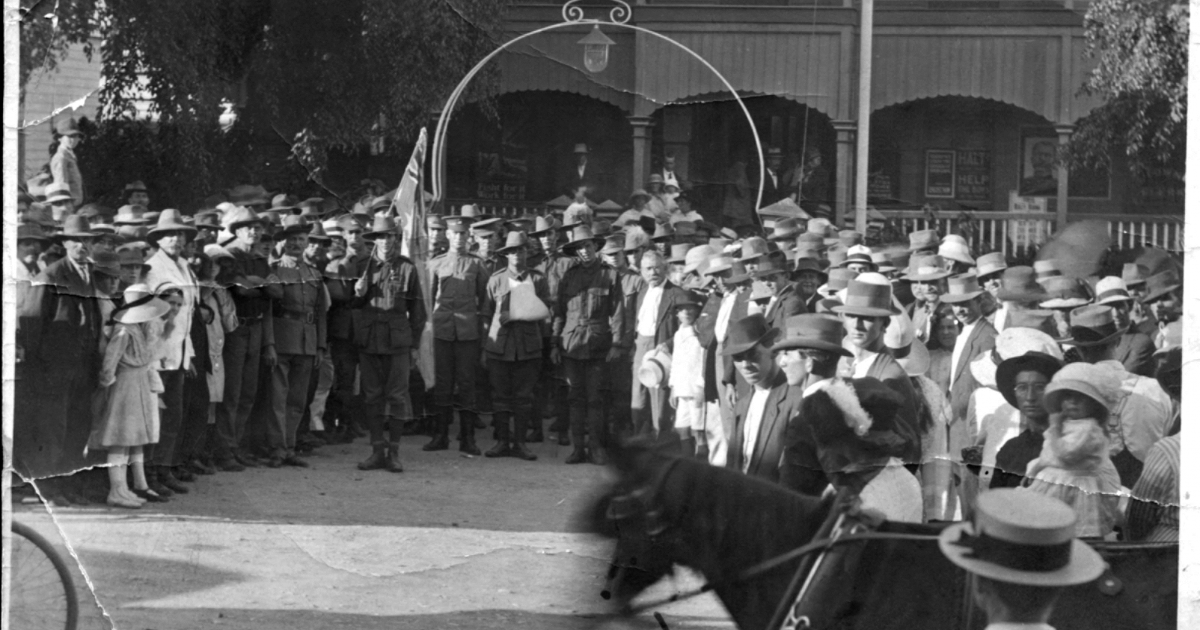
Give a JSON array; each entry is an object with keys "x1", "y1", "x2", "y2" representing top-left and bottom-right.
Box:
[
  {"x1": 1068, "y1": 0, "x2": 1188, "y2": 178},
  {"x1": 21, "y1": 0, "x2": 507, "y2": 205}
]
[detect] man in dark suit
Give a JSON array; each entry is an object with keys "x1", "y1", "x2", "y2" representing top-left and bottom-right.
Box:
[
  {"x1": 563, "y1": 143, "x2": 607, "y2": 203},
  {"x1": 700, "y1": 256, "x2": 752, "y2": 465},
  {"x1": 752, "y1": 147, "x2": 794, "y2": 207},
  {"x1": 753, "y1": 255, "x2": 807, "y2": 332},
  {"x1": 1095, "y1": 276, "x2": 1156, "y2": 377},
  {"x1": 723, "y1": 314, "x2": 802, "y2": 484},
  {"x1": 942, "y1": 273, "x2": 999, "y2": 428},
  {"x1": 17, "y1": 216, "x2": 102, "y2": 483},
  {"x1": 629, "y1": 249, "x2": 692, "y2": 439}
]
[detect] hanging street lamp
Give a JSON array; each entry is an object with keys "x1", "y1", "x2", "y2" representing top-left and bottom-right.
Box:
[{"x1": 577, "y1": 24, "x2": 616, "y2": 74}]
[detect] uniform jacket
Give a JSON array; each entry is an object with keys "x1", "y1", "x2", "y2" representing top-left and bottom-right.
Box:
[
  {"x1": 224, "y1": 241, "x2": 276, "y2": 346},
  {"x1": 269, "y1": 256, "x2": 328, "y2": 356},
  {"x1": 726, "y1": 369, "x2": 804, "y2": 485},
  {"x1": 553, "y1": 260, "x2": 626, "y2": 360},
  {"x1": 324, "y1": 250, "x2": 369, "y2": 342},
  {"x1": 763, "y1": 283, "x2": 807, "y2": 332},
  {"x1": 949, "y1": 319, "x2": 999, "y2": 424},
  {"x1": 144, "y1": 248, "x2": 199, "y2": 371},
  {"x1": 18, "y1": 257, "x2": 101, "y2": 371},
  {"x1": 352, "y1": 254, "x2": 426, "y2": 354},
  {"x1": 1114, "y1": 330, "x2": 1156, "y2": 378},
  {"x1": 428, "y1": 251, "x2": 488, "y2": 341},
  {"x1": 629, "y1": 280, "x2": 692, "y2": 348},
  {"x1": 50, "y1": 143, "x2": 85, "y2": 205},
  {"x1": 536, "y1": 252, "x2": 576, "y2": 305},
  {"x1": 482, "y1": 267, "x2": 550, "y2": 361}
]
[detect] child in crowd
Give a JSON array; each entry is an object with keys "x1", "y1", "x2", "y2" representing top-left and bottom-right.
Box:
[
  {"x1": 91, "y1": 284, "x2": 173, "y2": 508},
  {"x1": 669, "y1": 296, "x2": 707, "y2": 458},
  {"x1": 197, "y1": 250, "x2": 240, "y2": 468},
  {"x1": 1023, "y1": 363, "x2": 1123, "y2": 538}
]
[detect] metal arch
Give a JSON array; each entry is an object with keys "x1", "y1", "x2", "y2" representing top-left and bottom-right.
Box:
[{"x1": 430, "y1": 13, "x2": 765, "y2": 217}]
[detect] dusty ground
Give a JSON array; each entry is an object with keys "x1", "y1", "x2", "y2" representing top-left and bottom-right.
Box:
[{"x1": 11, "y1": 433, "x2": 735, "y2": 630}]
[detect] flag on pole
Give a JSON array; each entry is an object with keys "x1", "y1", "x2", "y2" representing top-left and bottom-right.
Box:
[{"x1": 387, "y1": 127, "x2": 436, "y2": 389}]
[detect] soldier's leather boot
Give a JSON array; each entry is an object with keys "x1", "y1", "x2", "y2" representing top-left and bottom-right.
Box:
[
  {"x1": 459, "y1": 411, "x2": 482, "y2": 456},
  {"x1": 485, "y1": 412, "x2": 512, "y2": 458},
  {"x1": 357, "y1": 442, "x2": 388, "y2": 471},
  {"x1": 526, "y1": 417, "x2": 544, "y2": 443},
  {"x1": 423, "y1": 408, "x2": 451, "y2": 451},
  {"x1": 565, "y1": 407, "x2": 588, "y2": 464},
  {"x1": 510, "y1": 415, "x2": 537, "y2": 461},
  {"x1": 385, "y1": 443, "x2": 404, "y2": 473}
]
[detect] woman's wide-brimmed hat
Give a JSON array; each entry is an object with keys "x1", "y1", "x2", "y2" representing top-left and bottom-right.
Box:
[
  {"x1": 970, "y1": 326, "x2": 1063, "y2": 389},
  {"x1": 115, "y1": 283, "x2": 170, "y2": 325},
  {"x1": 995, "y1": 351, "x2": 1063, "y2": 409},
  {"x1": 773, "y1": 314, "x2": 852, "y2": 356},
  {"x1": 1042, "y1": 362, "x2": 1120, "y2": 421},
  {"x1": 832, "y1": 279, "x2": 901, "y2": 318},
  {"x1": 719, "y1": 313, "x2": 779, "y2": 356},
  {"x1": 939, "y1": 273, "x2": 984, "y2": 304},
  {"x1": 803, "y1": 377, "x2": 908, "y2": 460},
  {"x1": 939, "y1": 489, "x2": 1105, "y2": 587},
  {"x1": 994, "y1": 266, "x2": 1049, "y2": 303},
  {"x1": 1060, "y1": 304, "x2": 1123, "y2": 347},
  {"x1": 147, "y1": 209, "x2": 198, "y2": 238}
]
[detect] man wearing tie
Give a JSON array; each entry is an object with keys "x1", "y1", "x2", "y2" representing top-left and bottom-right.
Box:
[{"x1": 629, "y1": 250, "x2": 692, "y2": 440}]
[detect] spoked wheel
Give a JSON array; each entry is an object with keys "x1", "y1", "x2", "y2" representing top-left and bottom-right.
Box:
[{"x1": 8, "y1": 520, "x2": 79, "y2": 630}]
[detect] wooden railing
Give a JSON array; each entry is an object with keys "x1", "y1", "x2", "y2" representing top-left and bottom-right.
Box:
[{"x1": 877, "y1": 210, "x2": 1184, "y2": 257}]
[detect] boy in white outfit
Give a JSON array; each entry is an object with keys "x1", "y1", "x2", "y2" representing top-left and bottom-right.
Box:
[{"x1": 669, "y1": 295, "x2": 708, "y2": 458}]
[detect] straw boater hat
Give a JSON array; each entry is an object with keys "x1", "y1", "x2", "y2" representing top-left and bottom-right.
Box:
[
  {"x1": 719, "y1": 313, "x2": 779, "y2": 356},
  {"x1": 115, "y1": 284, "x2": 171, "y2": 325},
  {"x1": 840, "y1": 245, "x2": 875, "y2": 269},
  {"x1": 939, "y1": 489, "x2": 1105, "y2": 587},
  {"x1": 1093, "y1": 277, "x2": 1133, "y2": 306},
  {"x1": 939, "y1": 273, "x2": 984, "y2": 304},
  {"x1": 938, "y1": 234, "x2": 975, "y2": 266},
  {"x1": 904, "y1": 255, "x2": 953, "y2": 282},
  {"x1": 638, "y1": 346, "x2": 673, "y2": 389},
  {"x1": 363, "y1": 215, "x2": 403, "y2": 239},
  {"x1": 1060, "y1": 304, "x2": 1123, "y2": 348},
  {"x1": 832, "y1": 279, "x2": 901, "y2": 318},
  {"x1": 45, "y1": 182, "x2": 74, "y2": 205},
  {"x1": 975, "y1": 252, "x2": 1007, "y2": 279},
  {"x1": 1039, "y1": 276, "x2": 1092, "y2": 309},
  {"x1": 496, "y1": 230, "x2": 530, "y2": 254},
  {"x1": 994, "y1": 266, "x2": 1048, "y2": 303},
  {"x1": 1033, "y1": 259, "x2": 1062, "y2": 285},
  {"x1": 1141, "y1": 268, "x2": 1182, "y2": 303},
  {"x1": 969, "y1": 326, "x2": 1064, "y2": 389},
  {"x1": 774, "y1": 314, "x2": 852, "y2": 356}
]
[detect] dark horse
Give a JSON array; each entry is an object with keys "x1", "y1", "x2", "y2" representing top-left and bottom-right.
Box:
[{"x1": 580, "y1": 442, "x2": 1178, "y2": 630}]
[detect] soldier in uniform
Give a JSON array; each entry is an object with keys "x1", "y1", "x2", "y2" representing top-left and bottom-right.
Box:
[
  {"x1": 481, "y1": 231, "x2": 550, "y2": 461},
  {"x1": 353, "y1": 215, "x2": 426, "y2": 472},
  {"x1": 599, "y1": 232, "x2": 645, "y2": 438},
  {"x1": 470, "y1": 215, "x2": 505, "y2": 434},
  {"x1": 530, "y1": 215, "x2": 573, "y2": 443},
  {"x1": 322, "y1": 215, "x2": 371, "y2": 443},
  {"x1": 264, "y1": 217, "x2": 328, "y2": 467},
  {"x1": 214, "y1": 207, "x2": 276, "y2": 470},
  {"x1": 552, "y1": 225, "x2": 627, "y2": 464},
  {"x1": 423, "y1": 215, "x2": 490, "y2": 454},
  {"x1": 426, "y1": 214, "x2": 449, "y2": 258}
]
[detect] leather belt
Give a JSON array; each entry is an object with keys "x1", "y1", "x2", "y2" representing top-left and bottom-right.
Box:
[
  {"x1": 277, "y1": 309, "x2": 315, "y2": 324},
  {"x1": 238, "y1": 314, "x2": 264, "y2": 325}
]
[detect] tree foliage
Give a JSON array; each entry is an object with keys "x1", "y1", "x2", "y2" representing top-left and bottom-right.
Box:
[
  {"x1": 1069, "y1": 0, "x2": 1188, "y2": 177},
  {"x1": 21, "y1": 0, "x2": 507, "y2": 202}
]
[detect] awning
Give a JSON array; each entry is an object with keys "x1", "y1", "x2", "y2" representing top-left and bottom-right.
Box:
[{"x1": 495, "y1": 29, "x2": 636, "y2": 112}]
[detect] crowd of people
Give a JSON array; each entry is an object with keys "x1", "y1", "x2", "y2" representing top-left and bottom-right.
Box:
[{"x1": 13, "y1": 119, "x2": 1182, "y2": 545}]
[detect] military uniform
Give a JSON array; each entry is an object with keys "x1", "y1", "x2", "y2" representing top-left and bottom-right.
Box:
[
  {"x1": 323, "y1": 249, "x2": 369, "y2": 441},
  {"x1": 425, "y1": 246, "x2": 489, "y2": 453},
  {"x1": 534, "y1": 249, "x2": 575, "y2": 441},
  {"x1": 609, "y1": 263, "x2": 645, "y2": 437},
  {"x1": 266, "y1": 251, "x2": 328, "y2": 464},
  {"x1": 553, "y1": 234, "x2": 626, "y2": 464}
]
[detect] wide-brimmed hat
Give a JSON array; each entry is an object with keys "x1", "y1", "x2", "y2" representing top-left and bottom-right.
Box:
[
  {"x1": 270, "y1": 194, "x2": 300, "y2": 213},
  {"x1": 1033, "y1": 259, "x2": 1062, "y2": 285},
  {"x1": 45, "y1": 182, "x2": 74, "y2": 204},
  {"x1": 1005, "y1": 309, "x2": 1061, "y2": 339},
  {"x1": 773, "y1": 314, "x2": 851, "y2": 356},
  {"x1": 751, "y1": 255, "x2": 789, "y2": 279},
  {"x1": 364, "y1": 215, "x2": 403, "y2": 239},
  {"x1": 56, "y1": 117, "x2": 83, "y2": 137},
  {"x1": 1093, "y1": 276, "x2": 1133, "y2": 306},
  {"x1": 1039, "y1": 276, "x2": 1092, "y2": 309},
  {"x1": 118, "y1": 247, "x2": 152, "y2": 272},
  {"x1": 795, "y1": 231, "x2": 828, "y2": 252},
  {"x1": 202, "y1": 244, "x2": 234, "y2": 265},
  {"x1": 976, "y1": 252, "x2": 1007, "y2": 278},
  {"x1": 908, "y1": 229, "x2": 939, "y2": 252},
  {"x1": 938, "y1": 234, "x2": 974, "y2": 266},
  {"x1": 623, "y1": 230, "x2": 648, "y2": 253},
  {"x1": 647, "y1": 221, "x2": 674, "y2": 243},
  {"x1": 223, "y1": 206, "x2": 263, "y2": 231},
  {"x1": 53, "y1": 215, "x2": 96, "y2": 241},
  {"x1": 598, "y1": 233, "x2": 625, "y2": 256},
  {"x1": 1121, "y1": 263, "x2": 1149, "y2": 289},
  {"x1": 90, "y1": 252, "x2": 123, "y2": 278},
  {"x1": 528, "y1": 215, "x2": 559, "y2": 236},
  {"x1": 719, "y1": 313, "x2": 779, "y2": 356},
  {"x1": 939, "y1": 273, "x2": 984, "y2": 304},
  {"x1": 994, "y1": 266, "x2": 1048, "y2": 303},
  {"x1": 562, "y1": 224, "x2": 604, "y2": 250},
  {"x1": 276, "y1": 215, "x2": 311, "y2": 238},
  {"x1": 970, "y1": 326, "x2": 1063, "y2": 388},
  {"x1": 122, "y1": 180, "x2": 147, "y2": 195},
  {"x1": 740, "y1": 237, "x2": 771, "y2": 262},
  {"x1": 726, "y1": 261, "x2": 752, "y2": 284},
  {"x1": 995, "y1": 351, "x2": 1064, "y2": 408},
  {"x1": 115, "y1": 295, "x2": 171, "y2": 325},
  {"x1": 793, "y1": 257, "x2": 827, "y2": 278},
  {"x1": 146, "y1": 209, "x2": 198, "y2": 238},
  {"x1": 497, "y1": 230, "x2": 530, "y2": 254},
  {"x1": 768, "y1": 218, "x2": 803, "y2": 241},
  {"x1": 1060, "y1": 304, "x2": 1122, "y2": 347},
  {"x1": 871, "y1": 252, "x2": 895, "y2": 274},
  {"x1": 840, "y1": 245, "x2": 874, "y2": 269},
  {"x1": 832, "y1": 279, "x2": 900, "y2": 317},
  {"x1": 470, "y1": 217, "x2": 504, "y2": 235},
  {"x1": 818, "y1": 267, "x2": 857, "y2": 298},
  {"x1": 667, "y1": 242, "x2": 691, "y2": 265},
  {"x1": 904, "y1": 255, "x2": 953, "y2": 282},
  {"x1": 17, "y1": 224, "x2": 50, "y2": 243},
  {"x1": 1141, "y1": 268, "x2": 1182, "y2": 303},
  {"x1": 1043, "y1": 362, "x2": 1120, "y2": 421},
  {"x1": 704, "y1": 254, "x2": 735, "y2": 276},
  {"x1": 296, "y1": 199, "x2": 326, "y2": 218},
  {"x1": 194, "y1": 211, "x2": 222, "y2": 230},
  {"x1": 683, "y1": 245, "x2": 715, "y2": 275},
  {"x1": 638, "y1": 346, "x2": 673, "y2": 389},
  {"x1": 939, "y1": 489, "x2": 1105, "y2": 587}
]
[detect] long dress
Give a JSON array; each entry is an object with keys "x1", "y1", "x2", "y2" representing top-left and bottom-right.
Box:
[
  {"x1": 89, "y1": 322, "x2": 164, "y2": 449},
  {"x1": 1023, "y1": 417, "x2": 1122, "y2": 537}
]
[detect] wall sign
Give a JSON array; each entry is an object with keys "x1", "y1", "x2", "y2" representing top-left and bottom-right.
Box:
[
  {"x1": 924, "y1": 149, "x2": 956, "y2": 198},
  {"x1": 1008, "y1": 191, "x2": 1050, "y2": 249},
  {"x1": 955, "y1": 149, "x2": 991, "y2": 202}
]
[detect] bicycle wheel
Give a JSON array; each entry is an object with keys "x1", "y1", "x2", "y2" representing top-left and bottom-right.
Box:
[{"x1": 9, "y1": 520, "x2": 79, "y2": 630}]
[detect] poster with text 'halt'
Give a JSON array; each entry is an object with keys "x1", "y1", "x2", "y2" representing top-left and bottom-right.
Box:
[{"x1": 1008, "y1": 191, "x2": 1050, "y2": 250}]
